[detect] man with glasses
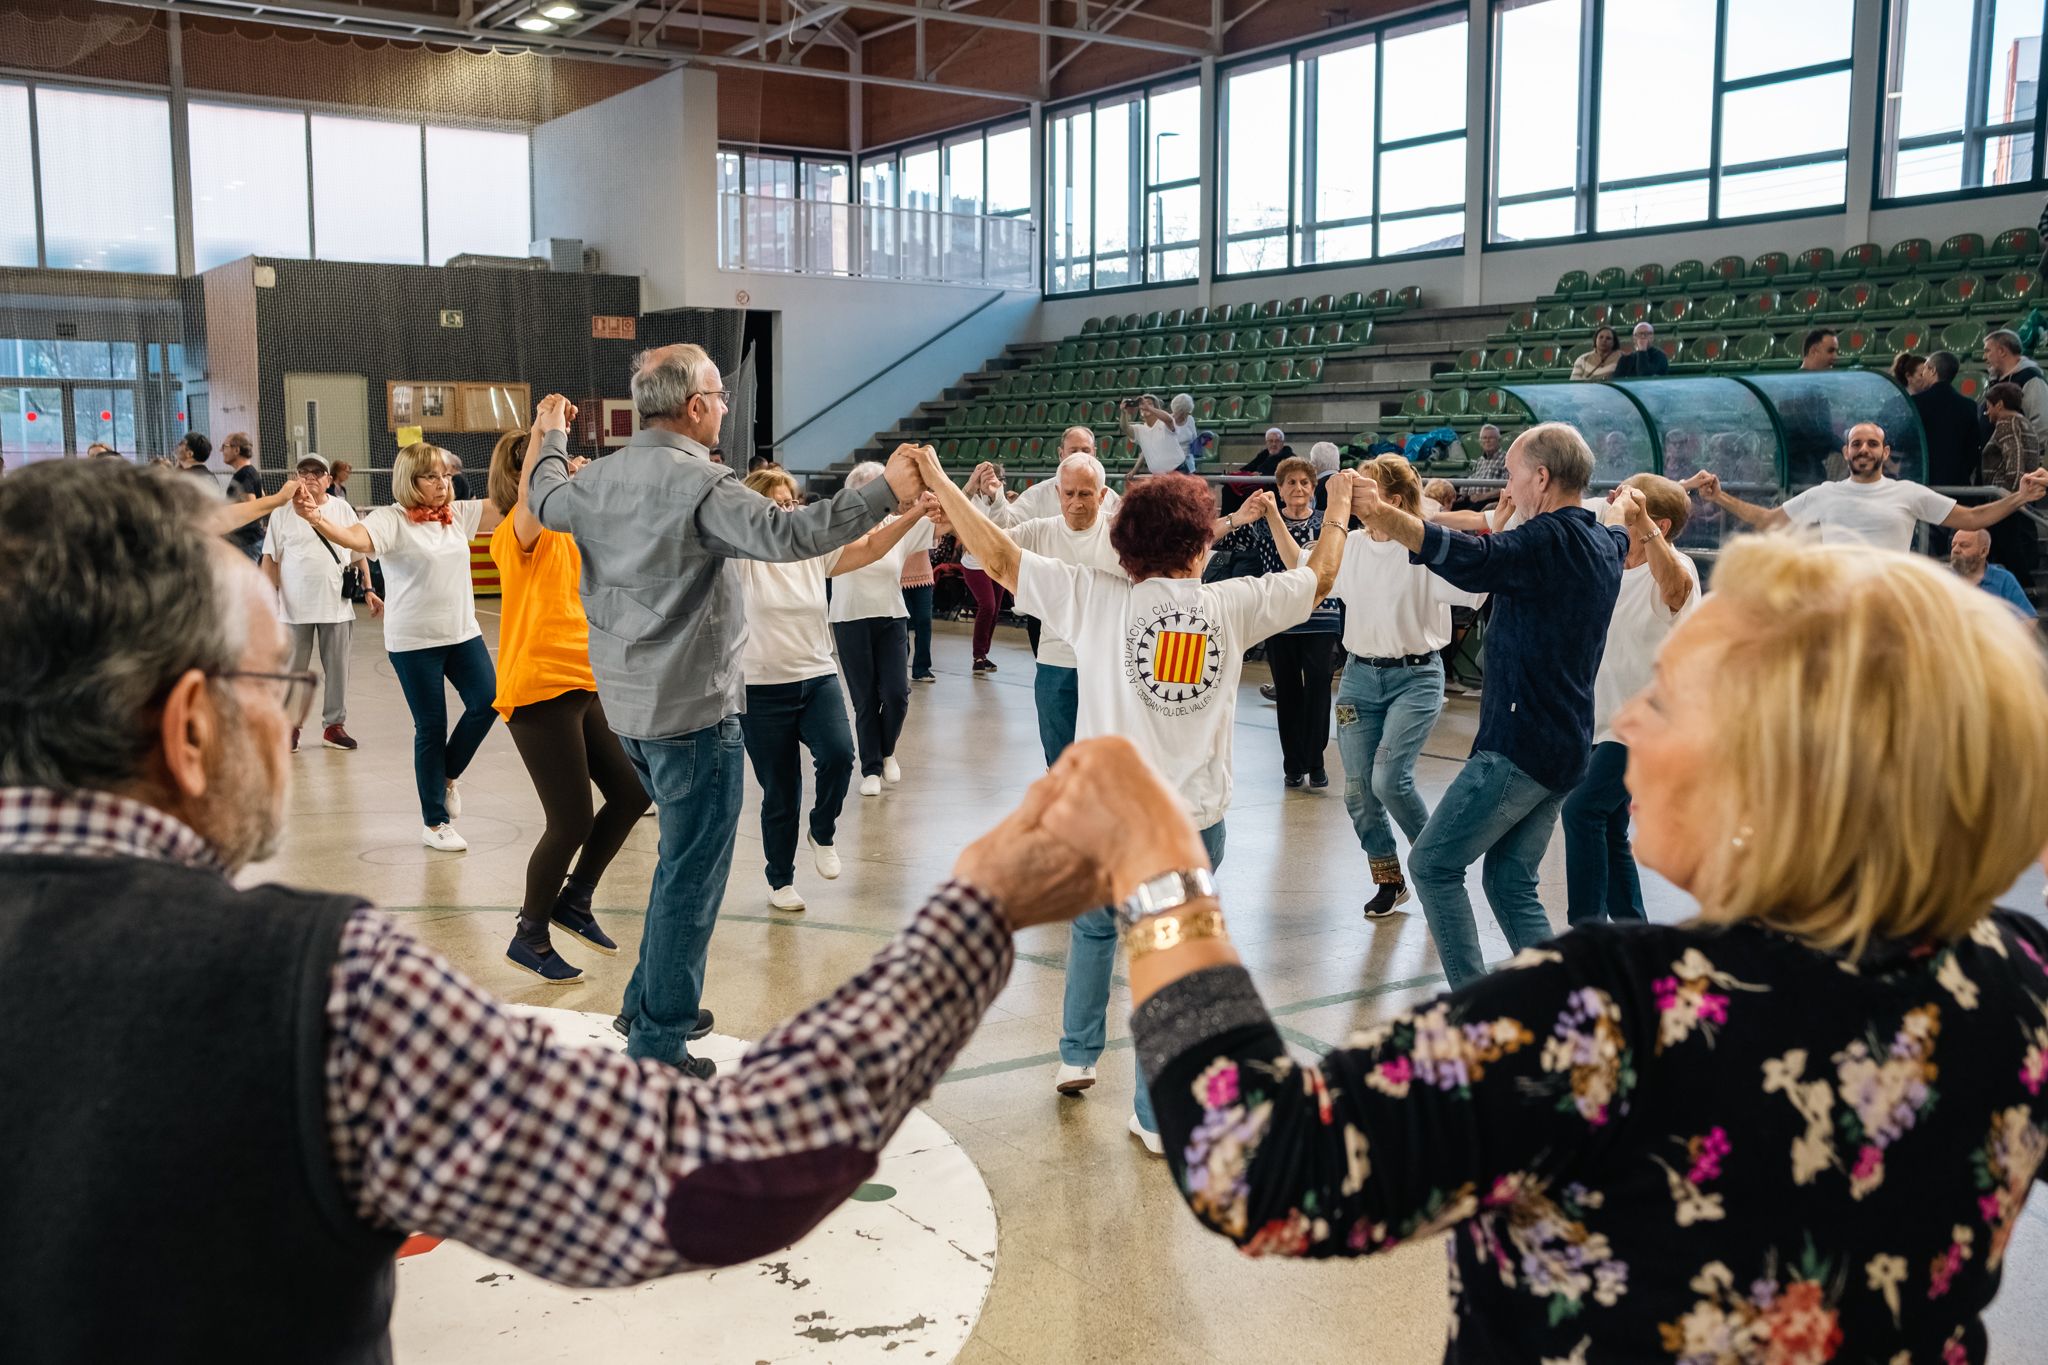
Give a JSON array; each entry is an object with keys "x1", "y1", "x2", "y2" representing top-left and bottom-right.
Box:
[
  {"x1": 260, "y1": 454, "x2": 378, "y2": 753},
  {"x1": 528, "y1": 343, "x2": 930, "y2": 1078}
]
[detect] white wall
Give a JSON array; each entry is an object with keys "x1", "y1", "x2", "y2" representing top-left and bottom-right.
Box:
[{"x1": 533, "y1": 68, "x2": 1042, "y2": 469}]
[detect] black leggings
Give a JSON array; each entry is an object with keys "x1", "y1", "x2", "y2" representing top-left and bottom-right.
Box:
[{"x1": 504, "y1": 689, "x2": 650, "y2": 939}]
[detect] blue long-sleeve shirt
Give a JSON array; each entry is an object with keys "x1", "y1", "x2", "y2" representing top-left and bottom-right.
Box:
[{"x1": 1413, "y1": 507, "x2": 1628, "y2": 790}]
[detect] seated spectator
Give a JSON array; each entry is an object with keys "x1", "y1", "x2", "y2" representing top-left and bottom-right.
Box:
[
  {"x1": 1799, "y1": 327, "x2": 1840, "y2": 371},
  {"x1": 1223, "y1": 427, "x2": 1292, "y2": 513},
  {"x1": 1913, "y1": 352, "x2": 1983, "y2": 489},
  {"x1": 0, "y1": 456, "x2": 1142, "y2": 1360},
  {"x1": 1983, "y1": 381, "x2": 2044, "y2": 491},
  {"x1": 1891, "y1": 350, "x2": 1930, "y2": 394},
  {"x1": 1123, "y1": 393, "x2": 1198, "y2": 480},
  {"x1": 1985, "y1": 329, "x2": 2048, "y2": 449},
  {"x1": 1468, "y1": 423, "x2": 1507, "y2": 487},
  {"x1": 1950, "y1": 526, "x2": 2036, "y2": 620},
  {"x1": 1611, "y1": 322, "x2": 1669, "y2": 378},
  {"x1": 1569, "y1": 326, "x2": 1621, "y2": 382},
  {"x1": 1128, "y1": 531, "x2": 2048, "y2": 1362},
  {"x1": 1308, "y1": 438, "x2": 1342, "y2": 511}
]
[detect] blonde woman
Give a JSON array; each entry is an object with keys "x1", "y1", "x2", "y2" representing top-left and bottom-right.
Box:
[
  {"x1": 295, "y1": 440, "x2": 504, "y2": 851},
  {"x1": 1127, "y1": 534, "x2": 2048, "y2": 1359},
  {"x1": 487, "y1": 399, "x2": 649, "y2": 982}
]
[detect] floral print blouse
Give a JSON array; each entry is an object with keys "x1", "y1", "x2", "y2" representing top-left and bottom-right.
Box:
[{"x1": 1128, "y1": 913, "x2": 2048, "y2": 1363}]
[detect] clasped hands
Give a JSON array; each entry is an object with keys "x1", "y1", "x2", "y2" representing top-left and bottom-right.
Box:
[{"x1": 951, "y1": 736, "x2": 1212, "y2": 932}]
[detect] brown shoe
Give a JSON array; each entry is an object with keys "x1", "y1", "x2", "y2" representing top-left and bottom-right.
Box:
[
  {"x1": 322, "y1": 724, "x2": 359, "y2": 751},
  {"x1": 290, "y1": 727, "x2": 301, "y2": 753}
]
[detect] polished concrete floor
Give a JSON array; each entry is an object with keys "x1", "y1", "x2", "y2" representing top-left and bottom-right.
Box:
[{"x1": 250, "y1": 609, "x2": 2048, "y2": 1364}]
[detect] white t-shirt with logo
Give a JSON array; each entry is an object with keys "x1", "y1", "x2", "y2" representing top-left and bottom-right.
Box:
[
  {"x1": 827, "y1": 516, "x2": 936, "y2": 624},
  {"x1": 1592, "y1": 554, "x2": 1703, "y2": 744},
  {"x1": 360, "y1": 500, "x2": 485, "y2": 652},
  {"x1": 739, "y1": 551, "x2": 843, "y2": 686},
  {"x1": 1333, "y1": 531, "x2": 1485, "y2": 658},
  {"x1": 1778, "y1": 477, "x2": 1957, "y2": 554},
  {"x1": 1133, "y1": 420, "x2": 1188, "y2": 475},
  {"x1": 1015, "y1": 552, "x2": 1318, "y2": 828},
  {"x1": 262, "y1": 498, "x2": 360, "y2": 626},
  {"x1": 1009, "y1": 514, "x2": 1127, "y2": 669}
]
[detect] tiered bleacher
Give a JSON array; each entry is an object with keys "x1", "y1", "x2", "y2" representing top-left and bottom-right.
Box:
[{"x1": 931, "y1": 286, "x2": 1423, "y2": 477}]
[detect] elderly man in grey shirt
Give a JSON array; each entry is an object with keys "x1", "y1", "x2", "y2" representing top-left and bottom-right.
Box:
[{"x1": 530, "y1": 343, "x2": 926, "y2": 1076}]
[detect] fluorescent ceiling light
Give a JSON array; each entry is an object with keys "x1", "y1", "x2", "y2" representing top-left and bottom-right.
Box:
[
  {"x1": 540, "y1": 3, "x2": 581, "y2": 18},
  {"x1": 514, "y1": 13, "x2": 557, "y2": 30}
]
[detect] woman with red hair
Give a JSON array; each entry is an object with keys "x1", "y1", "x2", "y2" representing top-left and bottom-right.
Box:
[{"x1": 917, "y1": 450, "x2": 1354, "y2": 1155}]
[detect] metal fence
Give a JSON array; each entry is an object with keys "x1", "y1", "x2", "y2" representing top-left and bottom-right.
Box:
[{"x1": 717, "y1": 194, "x2": 1037, "y2": 289}]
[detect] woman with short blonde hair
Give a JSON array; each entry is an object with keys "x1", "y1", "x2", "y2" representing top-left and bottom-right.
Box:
[
  {"x1": 1130, "y1": 534, "x2": 2048, "y2": 1360},
  {"x1": 295, "y1": 439, "x2": 507, "y2": 851}
]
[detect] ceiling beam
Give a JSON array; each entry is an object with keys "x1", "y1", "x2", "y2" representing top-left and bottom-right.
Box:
[
  {"x1": 826, "y1": 1, "x2": 1213, "y2": 57},
  {"x1": 720, "y1": 1, "x2": 853, "y2": 56}
]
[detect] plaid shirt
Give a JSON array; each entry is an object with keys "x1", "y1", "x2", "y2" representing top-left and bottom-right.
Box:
[
  {"x1": 1982, "y1": 413, "x2": 2044, "y2": 491},
  {"x1": 0, "y1": 786, "x2": 1015, "y2": 1285}
]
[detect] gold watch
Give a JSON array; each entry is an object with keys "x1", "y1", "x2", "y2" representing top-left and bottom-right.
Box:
[{"x1": 1124, "y1": 906, "x2": 1229, "y2": 960}]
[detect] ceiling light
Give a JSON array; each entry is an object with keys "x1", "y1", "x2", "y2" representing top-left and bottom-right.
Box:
[
  {"x1": 514, "y1": 13, "x2": 557, "y2": 31},
  {"x1": 540, "y1": 3, "x2": 581, "y2": 18}
]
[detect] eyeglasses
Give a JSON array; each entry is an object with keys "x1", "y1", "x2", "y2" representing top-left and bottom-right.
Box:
[
  {"x1": 416, "y1": 471, "x2": 452, "y2": 483},
  {"x1": 688, "y1": 389, "x2": 730, "y2": 405},
  {"x1": 213, "y1": 670, "x2": 319, "y2": 728}
]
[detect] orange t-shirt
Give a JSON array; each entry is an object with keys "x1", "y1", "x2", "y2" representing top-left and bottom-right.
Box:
[{"x1": 490, "y1": 521, "x2": 598, "y2": 720}]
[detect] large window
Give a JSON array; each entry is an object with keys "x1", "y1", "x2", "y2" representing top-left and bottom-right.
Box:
[
  {"x1": 190, "y1": 102, "x2": 311, "y2": 270},
  {"x1": 35, "y1": 87, "x2": 177, "y2": 273},
  {"x1": 311, "y1": 115, "x2": 424, "y2": 266},
  {"x1": 1217, "y1": 11, "x2": 1467, "y2": 279},
  {"x1": 1047, "y1": 79, "x2": 1202, "y2": 294},
  {"x1": 0, "y1": 337, "x2": 185, "y2": 469},
  {"x1": 426, "y1": 125, "x2": 532, "y2": 264},
  {"x1": 1488, "y1": 0, "x2": 1853, "y2": 242},
  {"x1": 1882, "y1": 0, "x2": 2046, "y2": 198},
  {"x1": 716, "y1": 146, "x2": 852, "y2": 275}
]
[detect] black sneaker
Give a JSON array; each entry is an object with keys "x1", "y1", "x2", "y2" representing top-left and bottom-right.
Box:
[
  {"x1": 1285, "y1": 774, "x2": 1306, "y2": 789},
  {"x1": 1363, "y1": 883, "x2": 1413, "y2": 920},
  {"x1": 613, "y1": 1008, "x2": 715, "y2": 1041},
  {"x1": 506, "y1": 937, "x2": 584, "y2": 983},
  {"x1": 972, "y1": 657, "x2": 997, "y2": 674},
  {"x1": 1310, "y1": 769, "x2": 1330, "y2": 789},
  {"x1": 551, "y1": 884, "x2": 620, "y2": 956},
  {"x1": 678, "y1": 1055, "x2": 718, "y2": 1080}
]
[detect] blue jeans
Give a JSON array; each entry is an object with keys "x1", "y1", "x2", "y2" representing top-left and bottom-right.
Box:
[
  {"x1": 1062, "y1": 820, "x2": 1226, "y2": 1135},
  {"x1": 740, "y1": 677, "x2": 855, "y2": 889},
  {"x1": 904, "y1": 583, "x2": 935, "y2": 678},
  {"x1": 1561, "y1": 741, "x2": 1645, "y2": 925},
  {"x1": 387, "y1": 636, "x2": 497, "y2": 827},
  {"x1": 619, "y1": 717, "x2": 745, "y2": 1065},
  {"x1": 1408, "y1": 750, "x2": 1566, "y2": 992},
  {"x1": 1333, "y1": 655, "x2": 1444, "y2": 875},
  {"x1": 1033, "y1": 662, "x2": 1079, "y2": 767}
]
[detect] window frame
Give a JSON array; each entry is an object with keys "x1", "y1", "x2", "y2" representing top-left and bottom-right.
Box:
[
  {"x1": 1874, "y1": 0, "x2": 2048, "y2": 206},
  {"x1": 1044, "y1": 71, "x2": 1208, "y2": 297},
  {"x1": 1482, "y1": 0, "x2": 1860, "y2": 252},
  {"x1": 854, "y1": 113, "x2": 1031, "y2": 218},
  {"x1": 1212, "y1": 3, "x2": 1472, "y2": 285}
]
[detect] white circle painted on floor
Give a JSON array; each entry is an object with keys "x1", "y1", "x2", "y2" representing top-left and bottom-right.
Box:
[{"x1": 390, "y1": 1006, "x2": 997, "y2": 1364}]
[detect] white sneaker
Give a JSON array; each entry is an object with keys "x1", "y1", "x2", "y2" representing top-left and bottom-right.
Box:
[
  {"x1": 1128, "y1": 1113, "x2": 1164, "y2": 1157},
  {"x1": 860, "y1": 774, "x2": 882, "y2": 797},
  {"x1": 809, "y1": 834, "x2": 842, "y2": 879},
  {"x1": 421, "y1": 823, "x2": 468, "y2": 852},
  {"x1": 768, "y1": 884, "x2": 806, "y2": 912},
  {"x1": 883, "y1": 756, "x2": 902, "y2": 784},
  {"x1": 444, "y1": 779, "x2": 462, "y2": 819},
  {"x1": 1053, "y1": 1063, "x2": 1097, "y2": 1095}
]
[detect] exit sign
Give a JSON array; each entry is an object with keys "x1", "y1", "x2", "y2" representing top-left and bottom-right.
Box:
[
  {"x1": 439, "y1": 309, "x2": 465, "y2": 329},
  {"x1": 592, "y1": 315, "x2": 637, "y2": 340}
]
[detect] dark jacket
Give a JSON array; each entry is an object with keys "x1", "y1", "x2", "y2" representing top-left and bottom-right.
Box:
[
  {"x1": 1914, "y1": 382, "x2": 1988, "y2": 487},
  {"x1": 1612, "y1": 347, "x2": 1669, "y2": 379}
]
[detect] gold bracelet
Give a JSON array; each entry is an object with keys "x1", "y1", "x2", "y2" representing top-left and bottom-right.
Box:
[{"x1": 1123, "y1": 906, "x2": 1229, "y2": 960}]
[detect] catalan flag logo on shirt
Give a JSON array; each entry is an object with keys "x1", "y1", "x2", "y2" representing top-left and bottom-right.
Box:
[{"x1": 1148, "y1": 630, "x2": 1210, "y2": 686}]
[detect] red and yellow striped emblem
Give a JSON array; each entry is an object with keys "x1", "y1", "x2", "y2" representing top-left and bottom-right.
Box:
[{"x1": 1149, "y1": 630, "x2": 1209, "y2": 686}]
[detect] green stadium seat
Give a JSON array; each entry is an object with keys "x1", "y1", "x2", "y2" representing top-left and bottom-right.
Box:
[
  {"x1": 1257, "y1": 325, "x2": 1288, "y2": 352},
  {"x1": 978, "y1": 437, "x2": 1000, "y2": 459},
  {"x1": 1675, "y1": 335, "x2": 1729, "y2": 373},
  {"x1": 1164, "y1": 362, "x2": 1190, "y2": 389},
  {"x1": 1029, "y1": 371, "x2": 1053, "y2": 395},
  {"x1": 1003, "y1": 402, "x2": 1027, "y2": 427},
  {"x1": 1051, "y1": 371, "x2": 1075, "y2": 396},
  {"x1": 1020, "y1": 435, "x2": 1044, "y2": 465},
  {"x1": 1162, "y1": 333, "x2": 1187, "y2": 358},
  {"x1": 1538, "y1": 304, "x2": 1577, "y2": 333},
  {"x1": 938, "y1": 437, "x2": 961, "y2": 460},
  {"x1": 1285, "y1": 324, "x2": 1317, "y2": 350},
  {"x1": 1140, "y1": 364, "x2": 1167, "y2": 390},
  {"x1": 1185, "y1": 305, "x2": 1213, "y2": 329},
  {"x1": 1542, "y1": 269, "x2": 1591, "y2": 303},
  {"x1": 1820, "y1": 243, "x2": 1881, "y2": 284},
  {"x1": 1138, "y1": 311, "x2": 1163, "y2": 332},
  {"x1": 1817, "y1": 280, "x2": 1877, "y2": 322},
  {"x1": 1363, "y1": 287, "x2": 1396, "y2": 312},
  {"x1": 1187, "y1": 331, "x2": 1213, "y2": 356},
  {"x1": 1045, "y1": 400, "x2": 1071, "y2": 425},
  {"x1": 1335, "y1": 290, "x2": 1368, "y2": 316},
  {"x1": 1592, "y1": 266, "x2": 1628, "y2": 296},
  {"x1": 1985, "y1": 227, "x2": 2041, "y2": 269},
  {"x1": 1653, "y1": 336, "x2": 1686, "y2": 368},
  {"x1": 1250, "y1": 300, "x2": 1278, "y2": 323},
  {"x1": 1525, "y1": 342, "x2": 1570, "y2": 377},
  {"x1": 1239, "y1": 359, "x2": 1269, "y2": 387},
  {"x1": 1078, "y1": 317, "x2": 1101, "y2": 336},
  {"x1": 1937, "y1": 233, "x2": 1985, "y2": 268},
  {"x1": 1837, "y1": 326, "x2": 1875, "y2": 362},
  {"x1": 1656, "y1": 296, "x2": 1692, "y2": 327},
  {"x1": 1652, "y1": 260, "x2": 1705, "y2": 295},
  {"x1": 1786, "y1": 285, "x2": 1829, "y2": 317},
  {"x1": 1159, "y1": 308, "x2": 1185, "y2": 330},
  {"x1": 1308, "y1": 294, "x2": 1337, "y2": 317},
  {"x1": 1194, "y1": 395, "x2": 1219, "y2": 423},
  {"x1": 1991, "y1": 269, "x2": 2041, "y2": 307},
  {"x1": 1294, "y1": 355, "x2": 1325, "y2": 385},
  {"x1": 1312, "y1": 322, "x2": 1344, "y2": 348},
  {"x1": 1227, "y1": 302, "x2": 1258, "y2": 326},
  {"x1": 1434, "y1": 387, "x2": 1471, "y2": 419},
  {"x1": 1581, "y1": 300, "x2": 1617, "y2": 330},
  {"x1": 1190, "y1": 361, "x2": 1215, "y2": 388},
  {"x1": 1742, "y1": 290, "x2": 1785, "y2": 323},
  {"x1": 1750, "y1": 251, "x2": 1790, "y2": 282},
  {"x1": 1791, "y1": 246, "x2": 1835, "y2": 278},
  {"x1": 1244, "y1": 393, "x2": 1273, "y2": 425},
  {"x1": 1504, "y1": 306, "x2": 1541, "y2": 336},
  {"x1": 1280, "y1": 296, "x2": 1309, "y2": 319},
  {"x1": 1940, "y1": 318, "x2": 1986, "y2": 354},
  {"x1": 1488, "y1": 344, "x2": 1525, "y2": 377},
  {"x1": 1395, "y1": 285, "x2": 1422, "y2": 310},
  {"x1": 1630, "y1": 263, "x2": 1665, "y2": 293},
  {"x1": 1451, "y1": 347, "x2": 1488, "y2": 383},
  {"x1": 1139, "y1": 336, "x2": 1164, "y2": 358},
  {"x1": 1875, "y1": 238, "x2": 1931, "y2": 277},
  {"x1": 1728, "y1": 332, "x2": 1781, "y2": 368},
  {"x1": 1027, "y1": 400, "x2": 1050, "y2": 426},
  {"x1": 1680, "y1": 293, "x2": 1737, "y2": 331},
  {"x1": 1119, "y1": 312, "x2": 1142, "y2": 332},
  {"x1": 1936, "y1": 274, "x2": 1985, "y2": 314},
  {"x1": 1868, "y1": 277, "x2": 1928, "y2": 321},
  {"x1": 1957, "y1": 372, "x2": 1987, "y2": 401},
  {"x1": 1704, "y1": 255, "x2": 1747, "y2": 289},
  {"x1": 1400, "y1": 389, "x2": 1440, "y2": 420},
  {"x1": 1340, "y1": 321, "x2": 1373, "y2": 346},
  {"x1": 1210, "y1": 360, "x2": 1241, "y2": 390},
  {"x1": 1617, "y1": 298, "x2": 1654, "y2": 327},
  {"x1": 1882, "y1": 321, "x2": 1931, "y2": 356},
  {"x1": 1111, "y1": 337, "x2": 1137, "y2": 360},
  {"x1": 998, "y1": 435, "x2": 1021, "y2": 461}
]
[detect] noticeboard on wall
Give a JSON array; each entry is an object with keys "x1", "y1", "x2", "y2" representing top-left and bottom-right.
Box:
[{"x1": 387, "y1": 380, "x2": 529, "y2": 433}]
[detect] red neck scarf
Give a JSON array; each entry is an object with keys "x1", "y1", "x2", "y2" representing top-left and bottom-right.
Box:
[{"x1": 406, "y1": 504, "x2": 454, "y2": 526}]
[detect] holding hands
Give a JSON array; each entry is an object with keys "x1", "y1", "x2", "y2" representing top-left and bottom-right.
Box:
[
  {"x1": 1680, "y1": 469, "x2": 1723, "y2": 502},
  {"x1": 534, "y1": 393, "x2": 578, "y2": 435},
  {"x1": 2021, "y1": 468, "x2": 2048, "y2": 502},
  {"x1": 883, "y1": 442, "x2": 930, "y2": 504}
]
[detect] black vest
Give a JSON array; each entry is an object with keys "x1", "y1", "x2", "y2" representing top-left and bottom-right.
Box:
[{"x1": 0, "y1": 853, "x2": 403, "y2": 1362}]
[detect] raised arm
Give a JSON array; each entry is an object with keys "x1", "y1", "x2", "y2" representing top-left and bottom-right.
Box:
[
  {"x1": 1681, "y1": 470, "x2": 1790, "y2": 531},
  {"x1": 688, "y1": 445, "x2": 922, "y2": 563},
  {"x1": 331, "y1": 738, "x2": 1154, "y2": 1286},
  {"x1": 1942, "y1": 468, "x2": 2048, "y2": 531},
  {"x1": 1302, "y1": 470, "x2": 1354, "y2": 599},
  {"x1": 1214, "y1": 489, "x2": 1274, "y2": 543},
  {"x1": 1615, "y1": 486, "x2": 1695, "y2": 615},
  {"x1": 916, "y1": 446, "x2": 1023, "y2": 592},
  {"x1": 512, "y1": 396, "x2": 578, "y2": 552},
  {"x1": 209, "y1": 483, "x2": 295, "y2": 537},
  {"x1": 293, "y1": 489, "x2": 376, "y2": 555},
  {"x1": 828, "y1": 496, "x2": 938, "y2": 576}
]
